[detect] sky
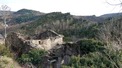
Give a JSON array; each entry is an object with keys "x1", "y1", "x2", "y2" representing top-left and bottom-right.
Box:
[{"x1": 0, "y1": 0, "x2": 122, "y2": 16}]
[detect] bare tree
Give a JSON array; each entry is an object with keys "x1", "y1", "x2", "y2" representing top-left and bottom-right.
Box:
[
  {"x1": 106, "y1": 0, "x2": 122, "y2": 11},
  {"x1": 0, "y1": 5, "x2": 11, "y2": 39},
  {"x1": 98, "y1": 18, "x2": 122, "y2": 50}
]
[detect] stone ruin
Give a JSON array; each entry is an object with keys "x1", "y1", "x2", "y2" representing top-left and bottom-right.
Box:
[
  {"x1": 25, "y1": 30, "x2": 64, "y2": 50},
  {"x1": 6, "y1": 30, "x2": 81, "y2": 68}
]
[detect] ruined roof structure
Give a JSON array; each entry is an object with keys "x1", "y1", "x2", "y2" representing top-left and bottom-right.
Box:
[{"x1": 37, "y1": 30, "x2": 63, "y2": 39}]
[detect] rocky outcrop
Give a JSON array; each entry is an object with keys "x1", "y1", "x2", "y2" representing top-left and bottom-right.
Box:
[
  {"x1": 43, "y1": 40, "x2": 105, "y2": 68},
  {"x1": 6, "y1": 32, "x2": 31, "y2": 57},
  {"x1": 5, "y1": 30, "x2": 64, "y2": 57},
  {"x1": 38, "y1": 43, "x2": 79, "y2": 68}
]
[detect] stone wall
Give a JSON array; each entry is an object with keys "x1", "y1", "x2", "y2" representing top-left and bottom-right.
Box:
[
  {"x1": 25, "y1": 36, "x2": 63, "y2": 51},
  {"x1": 27, "y1": 39, "x2": 52, "y2": 50},
  {"x1": 51, "y1": 37, "x2": 63, "y2": 47}
]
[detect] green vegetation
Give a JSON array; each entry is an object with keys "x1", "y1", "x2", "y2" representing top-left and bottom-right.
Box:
[
  {"x1": 62, "y1": 49, "x2": 122, "y2": 68},
  {"x1": 20, "y1": 12, "x2": 96, "y2": 40},
  {"x1": 61, "y1": 38, "x2": 122, "y2": 68},
  {"x1": 0, "y1": 56, "x2": 21, "y2": 68},
  {"x1": 2, "y1": 11, "x2": 122, "y2": 68},
  {"x1": 77, "y1": 39, "x2": 105, "y2": 54},
  {"x1": 18, "y1": 49, "x2": 47, "y2": 66},
  {"x1": 14, "y1": 15, "x2": 39, "y2": 23},
  {"x1": 0, "y1": 44, "x2": 13, "y2": 57},
  {"x1": 0, "y1": 44, "x2": 18, "y2": 68}
]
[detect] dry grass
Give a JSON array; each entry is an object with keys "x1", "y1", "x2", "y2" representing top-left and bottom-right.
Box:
[{"x1": 0, "y1": 56, "x2": 22, "y2": 68}]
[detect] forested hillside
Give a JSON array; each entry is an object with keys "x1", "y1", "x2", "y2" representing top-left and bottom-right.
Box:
[
  {"x1": 16, "y1": 12, "x2": 100, "y2": 42},
  {"x1": 1, "y1": 9, "x2": 122, "y2": 68}
]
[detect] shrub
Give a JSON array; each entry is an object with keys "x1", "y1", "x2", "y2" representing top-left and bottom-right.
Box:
[
  {"x1": 0, "y1": 56, "x2": 13, "y2": 68},
  {"x1": 0, "y1": 44, "x2": 13, "y2": 57},
  {"x1": 64, "y1": 49, "x2": 122, "y2": 68},
  {"x1": 77, "y1": 39, "x2": 105, "y2": 54},
  {"x1": 62, "y1": 39, "x2": 122, "y2": 68},
  {"x1": 18, "y1": 49, "x2": 47, "y2": 65}
]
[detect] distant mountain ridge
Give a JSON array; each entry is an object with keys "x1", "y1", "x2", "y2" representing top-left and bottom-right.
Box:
[
  {"x1": 73, "y1": 15, "x2": 105, "y2": 23},
  {"x1": 0, "y1": 8, "x2": 122, "y2": 24},
  {"x1": 0, "y1": 8, "x2": 122, "y2": 34},
  {"x1": 100, "y1": 13, "x2": 122, "y2": 18},
  {"x1": 14, "y1": 9, "x2": 45, "y2": 16},
  {"x1": 0, "y1": 9, "x2": 45, "y2": 24}
]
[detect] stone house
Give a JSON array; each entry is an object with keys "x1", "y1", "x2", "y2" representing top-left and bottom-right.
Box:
[{"x1": 25, "y1": 30, "x2": 64, "y2": 50}]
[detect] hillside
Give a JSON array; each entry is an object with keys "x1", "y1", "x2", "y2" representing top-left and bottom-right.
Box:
[
  {"x1": 14, "y1": 9, "x2": 44, "y2": 15},
  {"x1": 100, "y1": 12, "x2": 122, "y2": 19},
  {"x1": 0, "y1": 9, "x2": 121, "y2": 25},
  {"x1": 0, "y1": 9, "x2": 122, "y2": 41},
  {"x1": 73, "y1": 15, "x2": 105, "y2": 23},
  {"x1": 1, "y1": 9, "x2": 122, "y2": 68},
  {"x1": 17, "y1": 12, "x2": 98, "y2": 41},
  {"x1": 0, "y1": 9, "x2": 45, "y2": 25}
]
